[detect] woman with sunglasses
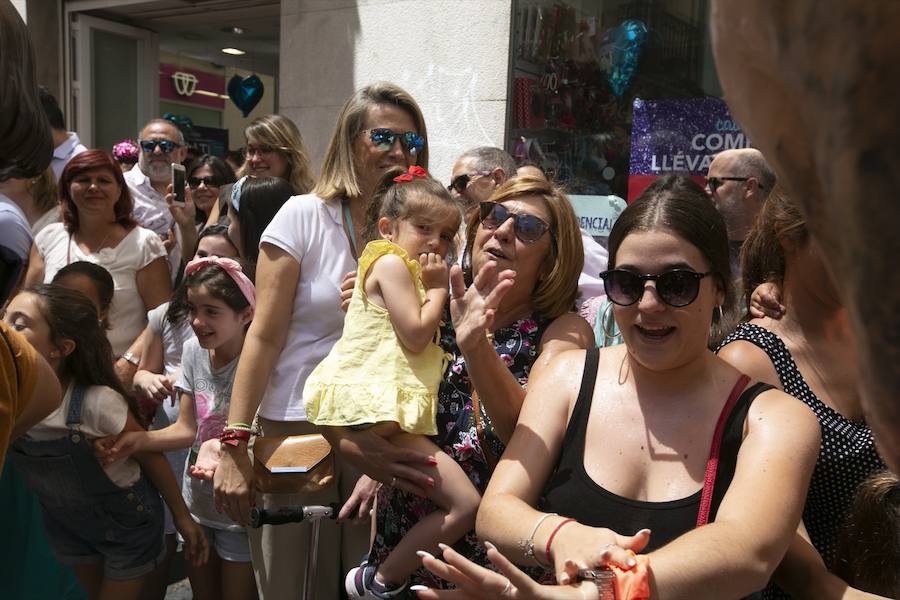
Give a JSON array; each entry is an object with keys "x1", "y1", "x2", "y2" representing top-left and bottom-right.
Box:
[
  {"x1": 338, "y1": 174, "x2": 594, "y2": 593},
  {"x1": 185, "y1": 154, "x2": 235, "y2": 226},
  {"x1": 423, "y1": 175, "x2": 820, "y2": 599},
  {"x1": 717, "y1": 188, "x2": 886, "y2": 600},
  {"x1": 213, "y1": 82, "x2": 432, "y2": 599}
]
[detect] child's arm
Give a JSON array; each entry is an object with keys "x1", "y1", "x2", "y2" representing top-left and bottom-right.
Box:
[
  {"x1": 120, "y1": 411, "x2": 209, "y2": 567},
  {"x1": 95, "y1": 390, "x2": 197, "y2": 464},
  {"x1": 132, "y1": 328, "x2": 175, "y2": 404},
  {"x1": 372, "y1": 253, "x2": 448, "y2": 353}
]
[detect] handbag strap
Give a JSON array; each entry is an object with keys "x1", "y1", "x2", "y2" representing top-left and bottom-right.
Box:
[
  {"x1": 696, "y1": 373, "x2": 751, "y2": 527},
  {"x1": 472, "y1": 390, "x2": 499, "y2": 471}
]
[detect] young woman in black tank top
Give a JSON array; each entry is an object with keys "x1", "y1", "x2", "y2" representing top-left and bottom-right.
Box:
[{"x1": 418, "y1": 177, "x2": 821, "y2": 600}]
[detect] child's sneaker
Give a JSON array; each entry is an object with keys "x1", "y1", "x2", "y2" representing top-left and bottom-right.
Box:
[{"x1": 344, "y1": 563, "x2": 407, "y2": 599}]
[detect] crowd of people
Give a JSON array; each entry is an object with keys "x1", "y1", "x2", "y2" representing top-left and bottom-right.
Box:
[{"x1": 1, "y1": 5, "x2": 898, "y2": 600}]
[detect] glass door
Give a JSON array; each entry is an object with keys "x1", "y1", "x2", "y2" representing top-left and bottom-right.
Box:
[{"x1": 66, "y1": 11, "x2": 158, "y2": 150}]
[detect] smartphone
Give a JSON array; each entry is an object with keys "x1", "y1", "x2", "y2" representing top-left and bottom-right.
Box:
[{"x1": 171, "y1": 163, "x2": 186, "y2": 206}]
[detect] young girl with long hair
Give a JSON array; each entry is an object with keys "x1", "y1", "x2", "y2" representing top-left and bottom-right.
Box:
[
  {"x1": 3, "y1": 285, "x2": 207, "y2": 600},
  {"x1": 97, "y1": 257, "x2": 257, "y2": 600},
  {"x1": 303, "y1": 166, "x2": 480, "y2": 599}
]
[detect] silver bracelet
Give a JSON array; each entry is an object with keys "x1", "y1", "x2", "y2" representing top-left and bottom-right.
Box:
[{"x1": 517, "y1": 512, "x2": 557, "y2": 565}]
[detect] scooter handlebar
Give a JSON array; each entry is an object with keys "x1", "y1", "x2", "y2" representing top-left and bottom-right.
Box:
[{"x1": 249, "y1": 503, "x2": 339, "y2": 528}]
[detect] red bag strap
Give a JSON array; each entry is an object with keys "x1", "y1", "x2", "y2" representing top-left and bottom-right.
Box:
[{"x1": 696, "y1": 374, "x2": 751, "y2": 527}]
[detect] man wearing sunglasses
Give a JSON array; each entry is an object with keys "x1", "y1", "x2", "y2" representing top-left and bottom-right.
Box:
[
  {"x1": 124, "y1": 118, "x2": 190, "y2": 279},
  {"x1": 450, "y1": 147, "x2": 609, "y2": 307},
  {"x1": 705, "y1": 148, "x2": 775, "y2": 278}
]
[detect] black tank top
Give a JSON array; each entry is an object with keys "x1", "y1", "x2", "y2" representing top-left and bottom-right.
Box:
[{"x1": 540, "y1": 347, "x2": 772, "y2": 552}]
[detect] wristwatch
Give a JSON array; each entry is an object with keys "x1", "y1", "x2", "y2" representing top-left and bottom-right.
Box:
[
  {"x1": 121, "y1": 351, "x2": 139, "y2": 367},
  {"x1": 577, "y1": 568, "x2": 616, "y2": 600}
]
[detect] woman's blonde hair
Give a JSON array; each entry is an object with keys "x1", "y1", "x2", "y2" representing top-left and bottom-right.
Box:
[
  {"x1": 238, "y1": 114, "x2": 314, "y2": 195},
  {"x1": 313, "y1": 82, "x2": 428, "y2": 201},
  {"x1": 462, "y1": 175, "x2": 583, "y2": 320},
  {"x1": 26, "y1": 166, "x2": 57, "y2": 214}
]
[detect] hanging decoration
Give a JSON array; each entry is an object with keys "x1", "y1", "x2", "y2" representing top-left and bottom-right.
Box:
[
  {"x1": 162, "y1": 113, "x2": 194, "y2": 135},
  {"x1": 227, "y1": 74, "x2": 264, "y2": 117},
  {"x1": 598, "y1": 19, "x2": 648, "y2": 98}
]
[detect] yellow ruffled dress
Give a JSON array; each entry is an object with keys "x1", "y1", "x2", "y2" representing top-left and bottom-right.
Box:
[{"x1": 303, "y1": 240, "x2": 445, "y2": 435}]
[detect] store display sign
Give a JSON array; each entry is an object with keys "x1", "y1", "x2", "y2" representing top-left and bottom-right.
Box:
[
  {"x1": 627, "y1": 97, "x2": 751, "y2": 201},
  {"x1": 160, "y1": 63, "x2": 225, "y2": 109},
  {"x1": 568, "y1": 194, "x2": 627, "y2": 239}
]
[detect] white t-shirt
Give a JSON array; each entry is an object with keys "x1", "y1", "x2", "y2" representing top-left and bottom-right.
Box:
[
  {"x1": 124, "y1": 166, "x2": 182, "y2": 279},
  {"x1": 0, "y1": 192, "x2": 32, "y2": 262},
  {"x1": 36, "y1": 223, "x2": 168, "y2": 356},
  {"x1": 147, "y1": 301, "x2": 193, "y2": 379},
  {"x1": 31, "y1": 207, "x2": 60, "y2": 237},
  {"x1": 257, "y1": 194, "x2": 356, "y2": 421},
  {"x1": 51, "y1": 132, "x2": 87, "y2": 180},
  {"x1": 28, "y1": 382, "x2": 140, "y2": 488}
]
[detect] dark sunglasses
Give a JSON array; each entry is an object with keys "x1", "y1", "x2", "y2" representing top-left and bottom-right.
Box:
[
  {"x1": 479, "y1": 202, "x2": 551, "y2": 244},
  {"x1": 188, "y1": 176, "x2": 220, "y2": 189},
  {"x1": 448, "y1": 171, "x2": 491, "y2": 194},
  {"x1": 600, "y1": 269, "x2": 712, "y2": 307},
  {"x1": 364, "y1": 128, "x2": 425, "y2": 155},
  {"x1": 139, "y1": 139, "x2": 181, "y2": 153},
  {"x1": 706, "y1": 176, "x2": 763, "y2": 194}
]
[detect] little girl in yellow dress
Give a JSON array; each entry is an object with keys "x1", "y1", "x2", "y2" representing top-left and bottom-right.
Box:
[{"x1": 304, "y1": 166, "x2": 481, "y2": 599}]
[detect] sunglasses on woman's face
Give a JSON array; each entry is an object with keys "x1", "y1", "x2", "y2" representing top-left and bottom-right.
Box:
[
  {"x1": 188, "y1": 176, "x2": 220, "y2": 189},
  {"x1": 600, "y1": 269, "x2": 712, "y2": 307},
  {"x1": 478, "y1": 202, "x2": 551, "y2": 244},
  {"x1": 364, "y1": 128, "x2": 425, "y2": 156}
]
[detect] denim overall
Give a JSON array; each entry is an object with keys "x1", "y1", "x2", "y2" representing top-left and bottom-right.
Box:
[{"x1": 10, "y1": 385, "x2": 164, "y2": 579}]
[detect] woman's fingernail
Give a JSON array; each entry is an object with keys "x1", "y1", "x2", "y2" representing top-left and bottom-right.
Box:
[
  {"x1": 637, "y1": 528, "x2": 651, "y2": 535},
  {"x1": 409, "y1": 585, "x2": 428, "y2": 591},
  {"x1": 484, "y1": 541, "x2": 497, "y2": 551},
  {"x1": 416, "y1": 550, "x2": 435, "y2": 560},
  {"x1": 427, "y1": 457, "x2": 438, "y2": 465},
  {"x1": 438, "y1": 543, "x2": 450, "y2": 553},
  {"x1": 559, "y1": 575, "x2": 570, "y2": 585},
  {"x1": 627, "y1": 557, "x2": 637, "y2": 567},
  {"x1": 428, "y1": 477, "x2": 435, "y2": 487}
]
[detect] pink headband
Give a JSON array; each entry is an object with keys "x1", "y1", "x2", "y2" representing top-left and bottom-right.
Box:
[{"x1": 184, "y1": 257, "x2": 256, "y2": 314}]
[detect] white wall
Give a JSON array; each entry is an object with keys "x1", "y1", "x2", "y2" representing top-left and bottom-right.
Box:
[{"x1": 280, "y1": 0, "x2": 512, "y2": 186}]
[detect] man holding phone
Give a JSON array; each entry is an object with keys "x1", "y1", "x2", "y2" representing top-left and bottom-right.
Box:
[{"x1": 124, "y1": 118, "x2": 192, "y2": 280}]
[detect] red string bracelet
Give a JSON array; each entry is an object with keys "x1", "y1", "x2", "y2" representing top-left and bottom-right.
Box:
[
  {"x1": 544, "y1": 517, "x2": 576, "y2": 563},
  {"x1": 219, "y1": 427, "x2": 251, "y2": 447}
]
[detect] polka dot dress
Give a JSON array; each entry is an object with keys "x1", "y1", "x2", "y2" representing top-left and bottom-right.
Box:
[{"x1": 719, "y1": 323, "x2": 885, "y2": 598}]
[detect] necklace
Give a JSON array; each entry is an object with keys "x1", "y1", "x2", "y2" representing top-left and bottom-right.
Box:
[{"x1": 67, "y1": 230, "x2": 114, "y2": 265}]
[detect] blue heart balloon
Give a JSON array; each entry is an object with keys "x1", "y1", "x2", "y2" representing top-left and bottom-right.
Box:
[
  {"x1": 227, "y1": 74, "x2": 264, "y2": 117},
  {"x1": 599, "y1": 20, "x2": 648, "y2": 97}
]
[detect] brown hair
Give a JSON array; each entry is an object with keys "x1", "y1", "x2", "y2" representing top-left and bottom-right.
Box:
[
  {"x1": 314, "y1": 82, "x2": 428, "y2": 201},
  {"x1": 832, "y1": 470, "x2": 900, "y2": 597},
  {"x1": 59, "y1": 150, "x2": 137, "y2": 233},
  {"x1": 462, "y1": 175, "x2": 582, "y2": 320},
  {"x1": 363, "y1": 168, "x2": 461, "y2": 244},
  {"x1": 740, "y1": 184, "x2": 808, "y2": 308},
  {"x1": 237, "y1": 114, "x2": 314, "y2": 195},
  {"x1": 26, "y1": 167, "x2": 58, "y2": 215},
  {"x1": 26, "y1": 285, "x2": 142, "y2": 423},
  {"x1": 608, "y1": 175, "x2": 733, "y2": 326}
]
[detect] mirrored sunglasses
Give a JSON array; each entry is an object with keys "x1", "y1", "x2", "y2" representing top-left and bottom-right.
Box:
[
  {"x1": 365, "y1": 128, "x2": 425, "y2": 156},
  {"x1": 139, "y1": 139, "x2": 181, "y2": 153},
  {"x1": 478, "y1": 201, "x2": 551, "y2": 244},
  {"x1": 599, "y1": 269, "x2": 712, "y2": 307}
]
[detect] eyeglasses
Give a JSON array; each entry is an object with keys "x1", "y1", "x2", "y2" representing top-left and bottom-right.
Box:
[
  {"x1": 706, "y1": 176, "x2": 763, "y2": 194},
  {"x1": 448, "y1": 171, "x2": 492, "y2": 194},
  {"x1": 363, "y1": 128, "x2": 425, "y2": 156},
  {"x1": 600, "y1": 269, "x2": 712, "y2": 307},
  {"x1": 188, "y1": 176, "x2": 220, "y2": 189},
  {"x1": 479, "y1": 201, "x2": 551, "y2": 244},
  {"x1": 139, "y1": 139, "x2": 181, "y2": 154},
  {"x1": 245, "y1": 144, "x2": 286, "y2": 157}
]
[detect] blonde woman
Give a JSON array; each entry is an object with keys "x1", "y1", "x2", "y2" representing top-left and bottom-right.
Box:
[{"x1": 236, "y1": 113, "x2": 315, "y2": 195}]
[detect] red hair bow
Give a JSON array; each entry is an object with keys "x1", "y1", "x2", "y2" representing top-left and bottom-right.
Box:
[{"x1": 393, "y1": 165, "x2": 428, "y2": 183}]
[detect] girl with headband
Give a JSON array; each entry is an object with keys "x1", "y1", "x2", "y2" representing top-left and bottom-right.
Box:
[
  {"x1": 96, "y1": 256, "x2": 257, "y2": 599},
  {"x1": 302, "y1": 166, "x2": 478, "y2": 599}
]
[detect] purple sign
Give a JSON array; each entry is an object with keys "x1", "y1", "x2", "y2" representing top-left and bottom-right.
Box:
[{"x1": 628, "y1": 97, "x2": 750, "y2": 201}]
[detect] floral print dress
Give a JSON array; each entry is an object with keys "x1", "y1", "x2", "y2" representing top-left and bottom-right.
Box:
[{"x1": 368, "y1": 312, "x2": 549, "y2": 589}]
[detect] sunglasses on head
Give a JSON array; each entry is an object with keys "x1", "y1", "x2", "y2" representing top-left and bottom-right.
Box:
[
  {"x1": 479, "y1": 201, "x2": 551, "y2": 244},
  {"x1": 364, "y1": 128, "x2": 425, "y2": 156},
  {"x1": 188, "y1": 176, "x2": 220, "y2": 189},
  {"x1": 600, "y1": 269, "x2": 712, "y2": 307},
  {"x1": 448, "y1": 171, "x2": 491, "y2": 194},
  {"x1": 139, "y1": 139, "x2": 181, "y2": 153},
  {"x1": 706, "y1": 176, "x2": 763, "y2": 194}
]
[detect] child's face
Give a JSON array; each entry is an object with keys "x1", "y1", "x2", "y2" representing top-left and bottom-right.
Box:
[
  {"x1": 195, "y1": 234, "x2": 239, "y2": 260},
  {"x1": 186, "y1": 284, "x2": 250, "y2": 350},
  {"x1": 382, "y1": 216, "x2": 457, "y2": 260},
  {"x1": 3, "y1": 292, "x2": 60, "y2": 365},
  {"x1": 54, "y1": 274, "x2": 107, "y2": 323}
]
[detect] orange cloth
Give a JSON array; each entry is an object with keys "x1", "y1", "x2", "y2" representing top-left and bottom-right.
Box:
[
  {"x1": 0, "y1": 322, "x2": 39, "y2": 464},
  {"x1": 610, "y1": 554, "x2": 651, "y2": 600}
]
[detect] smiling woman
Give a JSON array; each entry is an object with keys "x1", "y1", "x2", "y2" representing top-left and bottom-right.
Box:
[{"x1": 24, "y1": 150, "x2": 172, "y2": 358}]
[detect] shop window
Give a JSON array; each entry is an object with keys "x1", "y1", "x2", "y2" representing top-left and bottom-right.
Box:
[{"x1": 508, "y1": 0, "x2": 721, "y2": 201}]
